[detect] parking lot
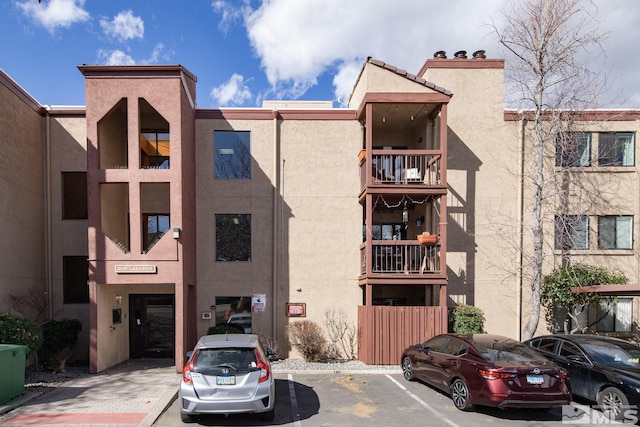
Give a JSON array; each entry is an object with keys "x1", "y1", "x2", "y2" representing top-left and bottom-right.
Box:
[{"x1": 154, "y1": 372, "x2": 597, "y2": 426}]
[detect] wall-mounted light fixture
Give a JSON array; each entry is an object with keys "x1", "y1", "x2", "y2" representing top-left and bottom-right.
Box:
[
  {"x1": 115, "y1": 295, "x2": 122, "y2": 305},
  {"x1": 402, "y1": 202, "x2": 409, "y2": 224},
  {"x1": 173, "y1": 227, "x2": 181, "y2": 239}
]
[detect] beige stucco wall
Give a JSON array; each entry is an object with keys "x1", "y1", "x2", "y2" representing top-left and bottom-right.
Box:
[
  {"x1": 196, "y1": 114, "x2": 362, "y2": 358},
  {"x1": 0, "y1": 74, "x2": 46, "y2": 316},
  {"x1": 423, "y1": 62, "x2": 523, "y2": 338}
]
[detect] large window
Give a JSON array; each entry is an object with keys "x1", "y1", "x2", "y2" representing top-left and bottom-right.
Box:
[
  {"x1": 214, "y1": 131, "x2": 251, "y2": 179},
  {"x1": 596, "y1": 299, "x2": 632, "y2": 332},
  {"x1": 555, "y1": 215, "x2": 588, "y2": 250},
  {"x1": 598, "y1": 215, "x2": 633, "y2": 249},
  {"x1": 62, "y1": 172, "x2": 87, "y2": 219},
  {"x1": 215, "y1": 214, "x2": 251, "y2": 261},
  {"x1": 598, "y1": 132, "x2": 635, "y2": 166},
  {"x1": 63, "y1": 256, "x2": 89, "y2": 304},
  {"x1": 143, "y1": 214, "x2": 170, "y2": 252},
  {"x1": 556, "y1": 132, "x2": 591, "y2": 167}
]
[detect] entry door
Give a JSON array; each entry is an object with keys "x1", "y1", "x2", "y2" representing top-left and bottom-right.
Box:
[{"x1": 129, "y1": 294, "x2": 175, "y2": 359}]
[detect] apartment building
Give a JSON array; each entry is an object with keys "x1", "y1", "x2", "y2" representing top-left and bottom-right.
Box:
[{"x1": 1, "y1": 51, "x2": 638, "y2": 373}]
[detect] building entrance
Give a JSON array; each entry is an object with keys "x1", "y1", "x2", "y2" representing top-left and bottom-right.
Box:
[{"x1": 129, "y1": 294, "x2": 175, "y2": 359}]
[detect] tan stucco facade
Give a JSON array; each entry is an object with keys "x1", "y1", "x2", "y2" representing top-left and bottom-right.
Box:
[{"x1": 2, "y1": 53, "x2": 640, "y2": 372}]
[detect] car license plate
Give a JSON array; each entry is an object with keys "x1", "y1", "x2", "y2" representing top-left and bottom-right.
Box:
[
  {"x1": 216, "y1": 375, "x2": 236, "y2": 385},
  {"x1": 526, "y1": 374, "x2": 544, "y2": 385}
]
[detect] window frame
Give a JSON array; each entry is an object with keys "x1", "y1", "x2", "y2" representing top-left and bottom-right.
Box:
[
  {"x1": 555, "y1": 215, "x2": 589, "y2": 250},
  {"x1": 215, "y1": 214, "x2": 251, "y2": 262},
  {"x1": 598, "y1": 132, "x2": 635, "y2": 167},
  {"x1": 214, "y1": 130, "x2": 251, "y2": 179},
  {"x1": 556, "y1": 132, "x2": 591, "y2": 167},
  {"x1": 62, "y1": 172, "x2": 88, "y2": 220},
  {"x1": 63, "y1": 255, "x2": 89, "y2": 304},
  {"x1": 598, "y1": 215, "x2": 633, "y2": 249},
  {"x1": 596, "y1": 298, "x2": 633, "y2": 333}
]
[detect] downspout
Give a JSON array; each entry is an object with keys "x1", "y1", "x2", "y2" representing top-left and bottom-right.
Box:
[
  {"x1": 272, "y1": 109, "x2": 279, "y2": 341},
  {"x1": 44, "y1": 108, "x2": 53, "y2": 319},
  {"x1": 516, "y1": 112, "x2": 526, "y2": 341}
]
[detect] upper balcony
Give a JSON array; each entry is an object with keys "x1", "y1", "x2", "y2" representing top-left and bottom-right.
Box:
[{"x1": 359, "y1": 149, "x2": 443, "y2": 194}]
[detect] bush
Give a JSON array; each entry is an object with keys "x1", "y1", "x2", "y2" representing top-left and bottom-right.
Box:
[
  {"x1": 286, "y1": 320, "x2": 328, "y2": 362},
  {"x1": 452, "y1": 305, "x2": 485, "y2": 334},
  {"x1": 207, "y1": 324, "x2": 245, "y2": 335},
  {"x1": 40, "y1": 319, "x2": 82, "y2": 372},
  {"x1": 0, "y1": 313, "x2": 43, "y2": 358}
]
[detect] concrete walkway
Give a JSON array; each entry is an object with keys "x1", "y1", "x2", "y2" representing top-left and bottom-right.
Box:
[{"x1": 0, "y1": 359, "x2": 180, "y2": 427}]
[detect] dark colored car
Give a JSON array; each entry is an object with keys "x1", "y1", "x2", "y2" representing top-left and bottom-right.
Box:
[
  {"x1": 525, "y1": 334, "x2": 640, "y2": 420},
  {"x1": 179, "y1": 334, "x2": 275, "y2": 423},
  {"x1": 401, "y1": 333, "x2": 571, "y2": 411}
]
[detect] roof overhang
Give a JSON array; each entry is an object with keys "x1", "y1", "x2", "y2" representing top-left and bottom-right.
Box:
[{"x1": 570, "y1": 284, "x2": 640, "y2": 296}]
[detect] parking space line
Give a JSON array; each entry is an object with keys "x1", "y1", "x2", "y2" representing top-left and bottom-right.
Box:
[
  {"x1": 386, "y1": 375, "x2": 460, "y2": 427},
  {"x1": 287, "y1": 373, "x2": 302, "y2": 427}
]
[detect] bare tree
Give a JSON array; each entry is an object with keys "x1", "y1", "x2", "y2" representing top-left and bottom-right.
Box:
[{"x1": 492, "y1": 0, "x2": 608, "y2": 340}]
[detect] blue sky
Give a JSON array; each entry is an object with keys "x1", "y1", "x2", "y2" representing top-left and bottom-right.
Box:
[{"x1": 1, "y1": 0, "x2": 639, "y2": 109}]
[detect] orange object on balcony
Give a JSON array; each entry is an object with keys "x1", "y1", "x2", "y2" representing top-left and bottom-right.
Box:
[
  {"x1": 417, "y1": 232, "x2": 437, "y2": 245},
  {"x1": 358, "y1": 149, "x2": 366, "y2": 162}
]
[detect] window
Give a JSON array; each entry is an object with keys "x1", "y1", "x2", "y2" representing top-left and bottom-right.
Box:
[
  {"x1": 63, "y1": 256, "x2": 89, "y2": 304},
  {"x1": 556, "y1": 132, "x2": 591, "y2": 167},
  {"x1": 143, "y1": 214, "x2": 170, "y2": 252},
  {"x1": 215, "y1": 214, "x2": 251, "y2": 261},
  {"x1": 598, "y1": 215, "x2": 633, "y2": 249},
  {"x1": 62, "y1": 172, "x2": 87, "y2": 219},
  {"x1": 555, "y1": 215, "x2": 588, "y2": 250},
  {"x1": 558, "y1": 341, "x2": 586, "y2": 361},
  {"x1": 141, "y1": 131, "x2": 170, "y2": 169},
  {"x1": 597, "y1": 299, "x2": 632, "y2": 332},
  {"x1": 214, "y1": 131, "x2": 251, "y2": 179},
  {"x1": 367, "y1": 223, "x2": 405, "y2": 241},
  {"x1": 598, "y1": 132, "x2": 634, "y2": 166}
]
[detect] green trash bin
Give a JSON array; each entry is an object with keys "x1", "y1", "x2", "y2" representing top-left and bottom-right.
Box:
[{"x1": 0, "y1": 344, "x2": 28, "y2": 404}]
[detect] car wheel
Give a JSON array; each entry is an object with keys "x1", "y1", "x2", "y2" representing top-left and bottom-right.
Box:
[
  {"x1": 180, "y1": 411, "x2": 196, "y2": 423},
  {"x1": 262, "y1": 408, "x2": 275, "y2": 421},
  {"x1": 450, "y1": 378, "x2": 474, "y2": 411},
  {"x1": 401, "y1": 357, "x2": 414, "y2": 381},
  {"x1": 598, "y1": 387, "x2": 629, "y2": 421}
]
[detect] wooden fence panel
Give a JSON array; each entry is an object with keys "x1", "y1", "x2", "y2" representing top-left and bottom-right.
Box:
[{"x1": 358, "y1": 305, "x2": 445, "y2": 365}]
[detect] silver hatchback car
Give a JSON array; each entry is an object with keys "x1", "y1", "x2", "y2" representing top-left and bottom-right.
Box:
[{"x1": 179, "y1": 334, "x2": 276, "y2": 423}]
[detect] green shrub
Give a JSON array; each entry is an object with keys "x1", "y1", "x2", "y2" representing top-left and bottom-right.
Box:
[
  {"x1": 0, "y1": 313, "x2": 43, "y2": 357},
  {"x1": 452, "y1": 305, "x2": 485, "y2": 334},
  {"x1": 286, "y1": 320, "x2": 328, "y2": 362},
  {"x1": 40, "y1": 319, "x2": 82, "y2": 372},
  {"x1": 207, "y1": 324, "x2": 245, "y2": 335}
]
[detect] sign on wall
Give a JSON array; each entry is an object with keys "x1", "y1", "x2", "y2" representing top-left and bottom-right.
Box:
[
  {"x1": 252, "y1": 294, "x2": 266, "y2": 312},
  {"x1": 286, "y1": 303, "x2": 306, "y2": 317}
]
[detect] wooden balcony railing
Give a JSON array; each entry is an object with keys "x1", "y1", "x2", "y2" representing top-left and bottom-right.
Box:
[
  {"x1": 360, "y1": 241, "x2": 440, "y2": 275},
  {"x1": 359, "y1": 151, "x2": 441, "y2": 189}
]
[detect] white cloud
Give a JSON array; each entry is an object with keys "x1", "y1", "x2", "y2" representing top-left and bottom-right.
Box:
[
  {"x1": 99, "y1": 10, "x2": 144, "y2": 42},
  {"x1": 97, "y1": 49, "x2": 135, "y2": 66},
  {"x1": 214, "y1": 0, "x2": 505, "y2": 103},
  {"x1": 210, "y1": 73, "x2": 253, "y2": 107},
  {"x1": 17, "y1": 0, "x2": 90, "y2": 33}
]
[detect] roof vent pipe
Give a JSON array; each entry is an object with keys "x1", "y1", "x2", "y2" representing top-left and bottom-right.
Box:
[
  {"x1": 433, "y1": 50, "x2": 447, "y2": 59},
  {"x1": 472, "y1": 50, "x2": 486, "y2": 59},
  {"x1": 454, "y1": 50, "x2": 467, "y2": 59}
]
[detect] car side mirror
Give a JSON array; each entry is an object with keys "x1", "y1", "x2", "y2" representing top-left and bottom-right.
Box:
[{"x1": 415, "y1": 343, "x2": 423, "y2": 350}]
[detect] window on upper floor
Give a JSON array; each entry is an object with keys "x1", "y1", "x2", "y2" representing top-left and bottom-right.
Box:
[
  {"x1": 215, "y1": 214, "x2": 251, "y2": 261},
  {"x1": 596, "y1": 298, "x2": 632, "y2": 332},
  {"x1": 598, "y1": 215, "x2": 633, "y2": 249},
  {"x1": 556, "y1": 132, "x2": 591, "y2": 167},
  {"x1": 141, "y1": 183, "x2": 170, "y2": 253},
  {"x1": 555, "y1": 215, "x2": 588, "y2": 250},
  {"x1": 63, "y1": 256, "x2": 89, "y2": 304},
  {"x1": 98, "y1": 98, "x2": 128, "y2": 169},
  {"x1": 62, "y1": 172, "x2": 87, "y2": 220},
  {"x1": 214, "y1": 131, "x2": 251, "y2": 179},
  {"x1": 139, "y1": 98, "x2": 170, "y2": 169},
  {"x1": 598, "y1": 132, "x2": 635, "y2": 166}
]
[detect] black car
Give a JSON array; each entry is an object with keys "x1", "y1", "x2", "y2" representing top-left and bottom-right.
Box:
[{"x1": 525, "y1": 334, "x2": 640, "y2": 420}]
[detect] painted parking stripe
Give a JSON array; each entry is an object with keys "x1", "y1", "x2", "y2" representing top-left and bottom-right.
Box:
[
  {"x1": 287, "y1": 373, "x2": 302, "y2": 427},
  {"x1": 386, "y1": 375, "x2": 460, "y2": 427}
]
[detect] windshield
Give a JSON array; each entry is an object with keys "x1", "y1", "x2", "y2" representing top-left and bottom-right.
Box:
[{"x1": 581, "y1": 341, "x2": 640, "y2": 368}]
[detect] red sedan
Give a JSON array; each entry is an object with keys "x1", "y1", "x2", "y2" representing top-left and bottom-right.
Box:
[{"x1": 401, "y1": 334, "x2": 571, "y2": 411}]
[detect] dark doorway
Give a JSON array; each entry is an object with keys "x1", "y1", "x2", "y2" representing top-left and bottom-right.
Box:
[{"x1": 129, "y1": 294, "x2": 175, "y2": 359}]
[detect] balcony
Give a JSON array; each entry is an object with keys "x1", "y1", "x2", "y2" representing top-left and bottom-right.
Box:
[
  {"x1": 360, "y1": 241, "x2": 440, "y2": 275},
  {"x1": 359, "y1": 150, "x2": 442, "y2": 191}
]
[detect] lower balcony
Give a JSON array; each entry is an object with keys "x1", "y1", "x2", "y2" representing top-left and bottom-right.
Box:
[{"x1": 360, "y1": 241, "x2": 440, "y2": 275}]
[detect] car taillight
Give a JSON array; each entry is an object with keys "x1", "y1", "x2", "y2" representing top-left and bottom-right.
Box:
[
  {"x1": 254, "y1": 349, "x2": 270, "y2": 383},
  {"x1": 554, "y1": 370, "x2": 570, "y2": 379},
  {"x1": 478, "y1": 369, "x2": 515, "y2": 380},
  {"x1": 182, "y1": 350, "x2": 197, "y2": 384}
]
